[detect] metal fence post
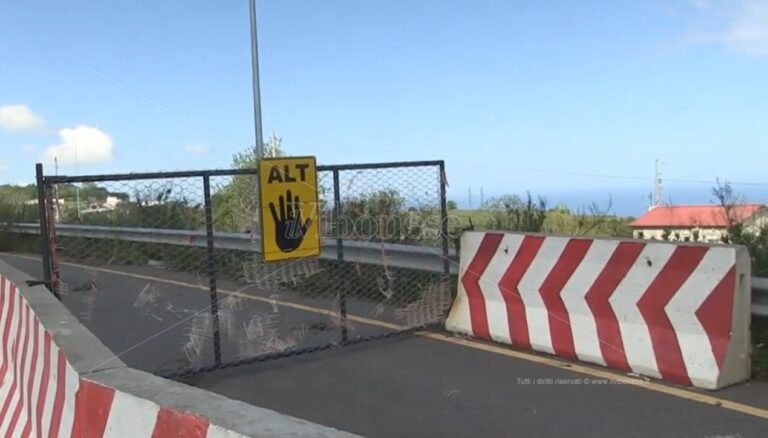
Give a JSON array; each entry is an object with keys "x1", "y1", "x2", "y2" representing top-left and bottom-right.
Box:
[
  {"x1": 203, "y1": 175, "x2": 222, "y2": 366},
  {"x1": 438, "y1": 161, "x2": 450, "y2": 276},
  {"x1": 333, "y1": 170, "x2": 344, "y2": 262},
  {"x1": 35, "y1": 163, "x2": 56, "y2": 298},
  {"x1": 333, "y1": 169, "x2": 348, "y2": 343}
]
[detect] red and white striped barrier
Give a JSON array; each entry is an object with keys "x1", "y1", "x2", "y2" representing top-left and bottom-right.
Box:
[
  {"x1": 445, "y1": 232, "x2": 751, "y2": 389},
  {"x1": 71, "y1": 379, "x2": 242, "y2": 438},
  {"x1": 0, "y1": 275, "x2": 249, "y2": 438},
  {"x1": 0, "y1": 276, "x2": 78, "y2": 438}
]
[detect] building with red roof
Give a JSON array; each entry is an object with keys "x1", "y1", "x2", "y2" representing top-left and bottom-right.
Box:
[{"x1": 630, "y1": 204, "x2": 767, "y2": 242}]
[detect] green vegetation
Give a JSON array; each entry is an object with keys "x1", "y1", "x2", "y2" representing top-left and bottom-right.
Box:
[
  {"x1": 0, "y1": 186, "x2": 41, "y2": 252},
  {"x1": 0, "y1": 182, "x2": 130, "y2": 221},
  {"x1": 212, "y1": 135, "x2": 290, "y2": 232},
  {"x1": 754, "y1": 318, "x2": 768, "y2": 380},
  {"x1": 714, "y1": 181, "x2": 768, "y2": 277},
  {"x1": 338, "y1": 189, "x2": 440, "y2": 244},
  {"x1": 0, "y1": 184, "x2": 37, "y2": 204},
  {"x1": 212, "y1": 144, "x2": 266, "y2": 232},
  {"x1": 480, "y1": 193, "x2": 548, "y2": 233},
  {"x1": 448, "y1": 194, "x2": 633, "y2": 239},
  {"x1": 0, "y1": 229, "x2": 38, "y2": 253}
]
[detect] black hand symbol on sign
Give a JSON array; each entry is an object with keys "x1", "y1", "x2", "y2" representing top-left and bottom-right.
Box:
[{"x1": 269, "y1": 189, "x2": 312, "y2": 252}]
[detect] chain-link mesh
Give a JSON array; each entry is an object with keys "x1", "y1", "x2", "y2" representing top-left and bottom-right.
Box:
[{"x1": 39, "y1": 162, "x2": 451, "y2": 379}]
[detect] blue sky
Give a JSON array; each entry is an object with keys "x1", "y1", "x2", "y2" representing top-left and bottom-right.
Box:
[{"x1": 1, "y1": 0, "x2": 767, "y2": 215}]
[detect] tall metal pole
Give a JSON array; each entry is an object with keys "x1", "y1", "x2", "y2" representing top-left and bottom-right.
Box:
[
  {"x1": 333, "y1": 169, "x2": 347, "y2": 343},
  {"x1": 35, "y1": 164, "x2": 53, "y2": 294},
  {"x1": 249, "y1": 0, "x2": 264, "y2": 158},
  {"x1": 439, "y1": 162, "x2": 450, "y2": 277},
  {"x1": 75, "y1": 146, "x2": 81, "y2": 219},
  {"x1": 203, "y1": 175, "x2": 222, "y2": 366}
]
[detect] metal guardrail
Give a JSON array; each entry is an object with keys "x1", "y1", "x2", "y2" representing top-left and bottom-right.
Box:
[
  {"x1": 6, "y1": 223, "x2": 767, "y2": 316},
  {"x1": 8, "y1": 223, "x2": 459, "y2": 275}
]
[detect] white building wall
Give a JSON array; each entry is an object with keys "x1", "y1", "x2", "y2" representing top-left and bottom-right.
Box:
[
  {"x1": 105, "y1": 196, "x2": 123, "y2": 208},
  {"x1": 633, "y1": 227, "x2": 726, "y2": 243},
  {"x1": 633, "y1": 207, "x2": 767, "y2": 243}
]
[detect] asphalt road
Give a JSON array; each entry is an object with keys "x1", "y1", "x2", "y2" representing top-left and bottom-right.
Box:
[
  {"x1": 2, "y1": 253, "x2": 767, "y2": 438},
  {"x1": 0, "y1": 253, "x2": 390, "y2": 375}
]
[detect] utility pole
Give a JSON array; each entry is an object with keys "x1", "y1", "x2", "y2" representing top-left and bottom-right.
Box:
[
  {"x1": 54, "y1": 158, "x2": 61, "y2": 223},
  {"x1": 468, "y1": 187, "x2": 473, "y2": 209},
  {"x1": 480, "y1": 187, "x2": 484, "y2": 209},
  {"x1": 249, "y1": 0, "x2": 264, "y2": 158},
  {"x1": 75, "y1": 146, "x2": 81, "y2": 220},
  {"x1": 654, "y1": 158, "x2": 663, "y2": 208}
]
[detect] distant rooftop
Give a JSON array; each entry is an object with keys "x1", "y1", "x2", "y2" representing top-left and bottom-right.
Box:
[{"x1": 630, "y1": 204, "x2": 765, "y2": 228}]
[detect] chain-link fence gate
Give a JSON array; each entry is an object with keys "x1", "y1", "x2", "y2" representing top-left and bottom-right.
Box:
[{"x1": 34, "y1": 160, "x2": 454, "y2": 378}]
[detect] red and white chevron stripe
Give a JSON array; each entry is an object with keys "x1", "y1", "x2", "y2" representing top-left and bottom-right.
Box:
[
  {"x1": 0, "y1": 275, "x2": 247, "y2": 438},
  {"x1": 0, "y1": 275, "x2": 79, "y2": 438},
  {"x1": 70, "y1": 379, "x2": 237, "y2": 438},
  {"x1": 445, "y1": 232, "x2": 751, "y2": 389}
]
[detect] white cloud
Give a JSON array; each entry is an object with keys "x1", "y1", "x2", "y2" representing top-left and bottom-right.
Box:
[
  {"x1": 185, "y1": 144, "x2": 209, "y2": 155},
  {"x1": 44, "y1": 125, "x2": 114, "y2": 165},
  {"x1": 687, "y1": 0, "x2": 768, "y2": 56},
  {"x1": 0, "y1": 162, "x2": 9, "y2": 172},
  {"x1": 0, "y1": 105, "x2": 46, "y2": 132}
]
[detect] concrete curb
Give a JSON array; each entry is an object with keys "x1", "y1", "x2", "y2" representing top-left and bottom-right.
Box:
[
  {"x1": 7, "y1": 265, "x2": 126, "y2": 375},
  {"x1": 86, "y1": 367, "x2": 356, "y2": 438},
  {"x1": 0, "y1": 259, "x2": 362, "y2": 438}
]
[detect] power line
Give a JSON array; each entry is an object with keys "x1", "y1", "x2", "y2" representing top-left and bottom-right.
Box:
[
  {"x1": 461, "y1": 67, "x2": 658, "y2": 176},
  {"x1": 449, "y1": 163, "x2": 768, "y2": 187}
]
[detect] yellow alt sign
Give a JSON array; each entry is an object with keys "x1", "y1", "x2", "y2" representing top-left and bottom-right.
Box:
[{"x1": 258, "y1": 156, "x2": 321, "y2": 262}]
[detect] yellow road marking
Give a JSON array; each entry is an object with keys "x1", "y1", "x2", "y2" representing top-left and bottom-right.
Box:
[
  {"x1": 5, "y1": 253, "x2": 768, "y2": 420},
  {"x1": 7, "y1": 254, "x2": 403, "y2": 330}
]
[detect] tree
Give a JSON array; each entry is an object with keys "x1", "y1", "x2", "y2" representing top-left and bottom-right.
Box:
[
  {"x1": 483, "y1": 192, "x2": 547, "y2": 233},
  {"x1": 76, "y1": 183, "x2": 204, "y2": 230},
  {"x1": 213, "y1": 134, "x2": 287, "y2": 232},
  {"x1": 712, "y1": 180, "x2": 768, "y2": 276},
  {"x1": 341, "y1": 190, "x2": 408, "y2": 241},
  {"x1": 446, "y1": 200, "x2": 458, "y2": 210},
  {"x1": 263, "y1": 131, "x2": 285, "y2": 158},
  {"x1": 0, "y1": 184, "x2": 36, "y2": 204},
  {"x1": 712, "y1": 179, "x2": 744, "y2": 232},
  {"x1": 78, "y1": 183, "x2": 110, "y2": 203}
]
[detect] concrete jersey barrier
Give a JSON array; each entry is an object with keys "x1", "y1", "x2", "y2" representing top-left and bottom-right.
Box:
[
  {"x1": 0, "y1": 261, "x2": 361, "y2": 438},
  {"x1": 445, "y1": 231, "x2": 752, "y2": 389}
]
